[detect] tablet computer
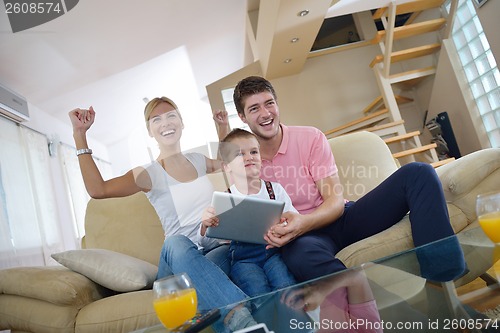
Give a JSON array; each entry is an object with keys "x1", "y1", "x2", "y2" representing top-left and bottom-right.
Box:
[{"x1": 206, "y1": 191, "x2": 285, "y2": 244}]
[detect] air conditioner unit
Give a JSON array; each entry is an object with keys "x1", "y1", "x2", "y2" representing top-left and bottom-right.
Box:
[{"x1": 0, "y1": 83, "x2": 30, "y2": 123}]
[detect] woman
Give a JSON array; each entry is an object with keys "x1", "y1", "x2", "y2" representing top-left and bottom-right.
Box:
[{"x1": 69, "y1": 98, "x2": 256, "y2": 330}]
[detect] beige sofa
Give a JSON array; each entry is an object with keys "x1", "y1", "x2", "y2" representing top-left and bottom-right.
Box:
[{"x1": 1, "y1": 131, "x2": 499, "y2": 333}]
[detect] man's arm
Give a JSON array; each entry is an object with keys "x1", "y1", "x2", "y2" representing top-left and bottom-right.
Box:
[
  {"x1": 265, "y1": 173, "x2": 345, "y2": 247},
  {"x1": 213, "y1": 109, "x2": 231, "y2": 141}
]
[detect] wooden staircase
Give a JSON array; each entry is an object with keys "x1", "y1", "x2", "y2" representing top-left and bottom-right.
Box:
[{"x1": 324, "y1": 0, "x2": 458, "y2": 168}]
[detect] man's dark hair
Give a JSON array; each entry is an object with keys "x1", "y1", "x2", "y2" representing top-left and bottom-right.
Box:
[{"x1": 233, "y1": 76, "x2": 277, "y2": 115}]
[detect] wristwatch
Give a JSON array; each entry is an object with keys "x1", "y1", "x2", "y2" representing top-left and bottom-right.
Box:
[{"x1": 76, "y1": 148, "x2": 93, "y2": 156}]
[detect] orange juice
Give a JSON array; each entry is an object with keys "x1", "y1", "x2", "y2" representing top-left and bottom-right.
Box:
[
  {"x1": 153, "y1": 288, "x2": 197, "y2": 328},
  {"x1": 479, "y1": 211, "x2": 500, "y2": 243}
]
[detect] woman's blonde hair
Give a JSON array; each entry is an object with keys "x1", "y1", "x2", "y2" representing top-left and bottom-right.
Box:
[{"x1": 144, "y1": 97, "x2": 182, "y2": 131}]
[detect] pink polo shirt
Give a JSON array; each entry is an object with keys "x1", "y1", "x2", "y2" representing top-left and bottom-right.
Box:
[{"x1": 260, "y1": 124, "x2": 338, "y2": 215}]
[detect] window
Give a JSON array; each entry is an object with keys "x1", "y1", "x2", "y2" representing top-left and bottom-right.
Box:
[
  {"x1": 0, "y1": 119, "x2": 62, "y2": 267},
  {"x1": 59, "y1": 143, "x2": 112, "y2": 241},
  {"x1": 221, "y1": 88, "x2": 249, "y2": 131},
  {"x1": 0, "y1": 117, "x2": 112, "y2": 268},
  {"x1": 312, "y1": 14, "x2": 362, "y2": 51},
  {"x1": 449, "y1": 0, "x2": 500, "y2": 147}
]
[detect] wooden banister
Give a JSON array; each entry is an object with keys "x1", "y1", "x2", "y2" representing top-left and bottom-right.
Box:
[
  {"x1": 371, "y1": 18, "x2": 447, "y2": 44},
  {"x1": 384, "y1": 131, "x2": 421, "y2": 144},
  {"x1": 431, "y1": 157, "x2": 455, "y2": 168},
  {"x1": 373, "y1": 0, "x2": 446, "y2": 19},
  {"x1": 324, "y1": 109, "x2": 389, "y2": 137},
  {"x1": 389, "y1": 66, "x2": 437, "y2": 84},
  {"x1": 362, "y1": 120, "x2": 405, "y2": 133},
  {"x1": 363, "y1": 96, "x2": 384, "y2": 114},
  {"x1": 363, "y1": 95, "x2": 413, "y2": 114},
  {"x1": 369, "y1": 43, "x2": 442, "y2": 68},
  {"x1": 392, "y1": 143, "x2": 438, "y2": 159}
]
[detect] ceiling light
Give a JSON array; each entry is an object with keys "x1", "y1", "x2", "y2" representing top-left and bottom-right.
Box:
[
  {"x1": 290, "y1": 37, "x2": 300, "y2": 43},
  {"x1": 298, "y1": 10, "x2": 309, "y2": 17},
  {"x1": 284, "y1": 59, "x2": 292, "y2": 64}
]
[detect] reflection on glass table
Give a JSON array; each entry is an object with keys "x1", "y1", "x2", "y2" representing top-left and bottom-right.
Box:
[{"x1": 133, "y1": 227, "x2": 498, "y2": 333}]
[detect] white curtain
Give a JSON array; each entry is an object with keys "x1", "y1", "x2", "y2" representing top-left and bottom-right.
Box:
[
  {"x1": 20, "y1": 126, "x2": 64, "y2": 265},
  {"x1": 0, "y1": 118, "x2": 60, "y2": 267},
  {"x1": 58, "y1": 143, "x2": 112, "y2": 243},
  {"x1": 59, "y1": 144, "x2": 90, "y2": 241},
  {"x1": 0, "y1": 117, "x2": 112, "y2": 269}
]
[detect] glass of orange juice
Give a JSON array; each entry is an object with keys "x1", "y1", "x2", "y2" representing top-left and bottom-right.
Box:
[
  {"x1": 476, "y1": 191, "x2": 500, "y2": 244},
  {"x1": 153, "y1": 273, "x2": 197, "y2": 329}
]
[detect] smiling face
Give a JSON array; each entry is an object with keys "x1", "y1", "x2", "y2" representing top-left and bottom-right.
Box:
[
  {"x1": 147, "y1": 102, "x2": 184, "y2": 146},
  {"x1": 238, "y1": 91, "x2": 280, "y2": 141},
  {"x1": 223, "y1": 136, "x2": 262, "y2": 182}
]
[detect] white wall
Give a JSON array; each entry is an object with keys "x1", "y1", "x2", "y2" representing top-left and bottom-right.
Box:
[
  {"x1": 427, "y1": 41, "x2": 485, "y2": 155},
  {"x1": 271, "y1": 44, "x2": 382, "y2": 132},
  {"x1": 23, "y1": 103, "x2": 109, "y2": 159},
  {"x1": 247, "y1": 2, "x2": 499, "y2": 155},
  {"x1": 424, "y1": 0, "x2": 500, "y2": 154}
]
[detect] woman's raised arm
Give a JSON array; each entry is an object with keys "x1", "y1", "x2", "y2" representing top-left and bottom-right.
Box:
[{"x1": 69, "y1": 107, "x2": 148, "y2": 199}]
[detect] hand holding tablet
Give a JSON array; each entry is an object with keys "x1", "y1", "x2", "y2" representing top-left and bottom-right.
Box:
[{"x1": 205, "y1": 192, "x2": 285, "y2": 245}]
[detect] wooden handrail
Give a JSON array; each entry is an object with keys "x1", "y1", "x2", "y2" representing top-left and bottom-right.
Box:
[
  {"x1": 369, "y1": 43, "x2": 442, "y2": 68},
  {"x1": 392, "y1": 143, "x2": 438, "y2": 159},
  {"x1": 384, "y1": 131, "x2": 421, "y2": 144},
  {"x1": 363, "y1": 95, "x2": 413, "y2": 114},
  {"x1": 363, "y1": 96, "x2": 384, "y2": 114},
  {"x1": 372, "y1": 7, "x2": 386, "y2": 20},
  {"x1": 431, "y1": 157, "x2": 455, "y2": 168},
  {"x1": 404, "y1": 11, "x2": 421, "y2": 26},
  {"x1": 373, "y1": 0, "x2": 446, "y2": 19},
  {"x1": 389, "y1": 66, "x2": 436, "y2": 83},
  {"x1": 324, "y1": 109, "x2": 389, "y2": 137},
  {"x1": 371, "y1": 18, "x2": 447, "y2": 44},
  {"x1": 361, "y1": 120, "x2": 405, "y2": 133}
]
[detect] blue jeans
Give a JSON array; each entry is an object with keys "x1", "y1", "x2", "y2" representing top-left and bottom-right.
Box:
[
  {"x1": 229, "y1": 242, "x2": 296, "y2": 297},
  {"x1": 283, "y1": 162, "x2": 464, "y2": 282},
  {"x1": 156, "y1": 235, "x2": 247, "y2": 312}
]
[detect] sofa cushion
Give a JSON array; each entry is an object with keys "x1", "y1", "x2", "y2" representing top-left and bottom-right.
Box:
[
  {"x1": 0, "y1": 294, "x2": 80, "y2": 333},
  {"x1": 328, "y1": 131, "x2": 399, "y2": 201},
  {"x1": 84, "y1": 192, "x2": 165, "y2": 266},
  {"x1": 336, "y1": 216, "x2": 414, "y2": 267},
  {"x1": 0, "y1": 266, "x2": 106, "y2": 306},
  {"x1": 437, "y1": 148, "x2": 500, "y2": 197},
  {"x1": 52, "y1": 249, "x2": 158, "y2": 292},
  {"x1": 75, "y1": 290, "x2": 160, "y2": 333}
]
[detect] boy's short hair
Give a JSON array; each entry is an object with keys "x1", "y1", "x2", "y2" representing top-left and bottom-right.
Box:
[
  {"x1": 219, "y1": 128, "x2": 258, "y2": 163},
  {"x1": 233, "y1": 76, "x2": 277, "y2": 116}
]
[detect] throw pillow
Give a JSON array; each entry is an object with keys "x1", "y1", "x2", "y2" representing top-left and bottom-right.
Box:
[{"x1": 51, "y1": 249, "x2": 158, "y2": 292}]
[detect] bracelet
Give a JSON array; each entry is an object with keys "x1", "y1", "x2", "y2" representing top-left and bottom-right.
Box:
[{"x1": 76, "y1": 148, "x2": 93, "y2": 156}]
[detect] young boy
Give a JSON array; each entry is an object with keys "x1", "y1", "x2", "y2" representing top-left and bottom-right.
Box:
[{"x1": 200, "y1": 128, "x2": 296, "y2": 297}]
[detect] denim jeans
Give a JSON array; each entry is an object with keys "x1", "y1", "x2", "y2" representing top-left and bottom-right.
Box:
[
  {"x1": 229, "y1": 242, "x2": 296, "y2": 297},
  {"x1": 156, "y1": 235, "x2": 247, "y2": 312},
  {"x1": 282, "y1": 162, "x2": 464, "y2": 282}
]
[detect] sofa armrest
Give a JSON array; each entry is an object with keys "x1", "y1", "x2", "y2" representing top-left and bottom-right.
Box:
[
  {"x1": 436, "y1": 148, "x2": 500, "y2": 224},
  {"x1": 0, "y1": 266, "x2": 112, "y2": 308}
]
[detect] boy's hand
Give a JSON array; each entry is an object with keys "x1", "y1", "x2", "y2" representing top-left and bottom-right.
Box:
[
  {"x1": 264, "y1": 211, "x2": 303, "y2": 248},
  {"x1": 200, "y1": 206, "x2": 218, "y2": 236}
]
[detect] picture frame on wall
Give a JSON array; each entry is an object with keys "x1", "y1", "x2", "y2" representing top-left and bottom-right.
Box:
[{"x1": 472, "y1": 0, "x2": 488, "y2": 8}]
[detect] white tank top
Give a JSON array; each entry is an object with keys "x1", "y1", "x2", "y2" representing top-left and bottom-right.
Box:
[{"x1": 144, "y1": 153, "x2": 215, "y2": 249}]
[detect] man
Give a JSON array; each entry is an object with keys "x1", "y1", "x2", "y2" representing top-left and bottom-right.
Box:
[{"x1": 214, "y1": 76, "x2": 464, "y2": 282}]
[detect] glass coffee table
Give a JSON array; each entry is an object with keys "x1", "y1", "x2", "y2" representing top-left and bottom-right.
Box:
[{"x1": 133, "y1": 227, "x2": 499, "y2": 333}]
